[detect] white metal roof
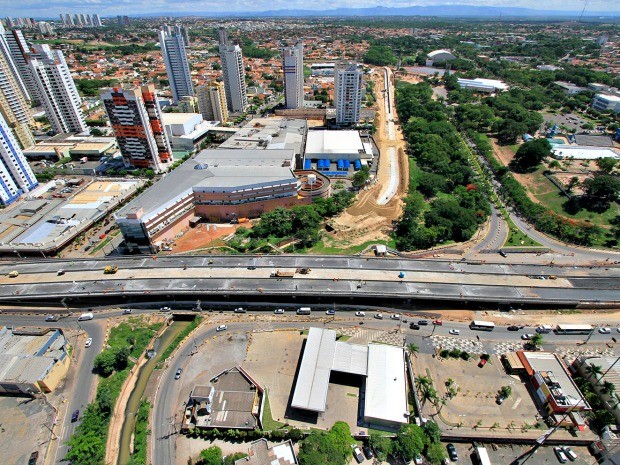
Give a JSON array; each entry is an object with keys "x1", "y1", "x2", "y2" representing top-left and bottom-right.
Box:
[
  {"x1": 332, "y1": 341, "x2": 368, "y2": 376},
  {"x1": 364, "y1": 344, "x2": 408, "y2": 425},
  {"x1": 551, "y1": 145, "x2": 620, "y2": 160},
  {"x1": 305, "y1": 130, "x2": 365, "y2": 155},
  {"x1": 291, "y1": 328, "x2": 337, "y2": 412}
]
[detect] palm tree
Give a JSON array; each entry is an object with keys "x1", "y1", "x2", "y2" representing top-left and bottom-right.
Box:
[
  {"x1": 415, "y1": 375, "x2": 431, "y2": 390},
  {"x1": 601, "y1": 381, "x2": 616, "y2": 396},
  {"x1": 586, "y1": 364, "x2": 603, "y2": 381},
  {"x1": 407, "y1": 343, "x2": 419, "y2": 357}
]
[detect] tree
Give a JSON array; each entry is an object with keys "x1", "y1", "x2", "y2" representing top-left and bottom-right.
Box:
[
  {"x1": 426, "y1": 442, "x2": 447, "y2": 465},
  {"x1": 395, "y1": 424, "x2": 425, "y2": 461},
  {"x1": 596, "y1": 157, "x2": 617, "y2": 174},
  {"x1": 601, "y1": 381, "x2": 616, "y2": 396},
  {"x1": 417, "y1": 172, "x2": 447, "y2": 198},
  {"x1": 512, "y1": 139, "x2": 551, "y2": 171},
  {"x1": 583, "y1": 175, "x2": 620, "y2": 202},
  {"x1": 586, "y1": 364, "x2": 603, "y2": 380},
  {"x1": 224, "y1": 453, "x2": 248, "y2": 465},
  {"x1": 407, "y1": 343, "x2": 419, "y2": 357},
  {"x1": 530, "y1": 333, "x2": 544, "y2": 350},
  {"x1": 352, "y1": 166, "x2": 370, "y2": 188},
  {"x1": 500, "y1": 386, "x2": 513, "y2": 398},
  {"x1": 567, "y1": 176, "x2": 580, "y2": 192},
  {"x1": 114, "y1": 346, "x2": 130, "y2": 370},
  {"x1": 93, "y1": 350, "x2": 117, "y2": 377},
  {"x1": 423, "y1": 420, "x2": 442, "y2": 445},
  {"x1": 198, "y1": 446, "x2": 223, "y2": 465},
  {"x1": 297, "y1": 421, "x2": 352, "y2": 465},
  {"x1": 369, "y1": 435, "x2": 393, "y2": 462}
]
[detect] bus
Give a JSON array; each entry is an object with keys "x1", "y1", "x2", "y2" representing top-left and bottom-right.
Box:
[
  {"x1": 469, "y1": 320, "x2": 495, "y2": 331},
  {"x1": 555, "y1": 324, "x2": 593, "y2": 335},
  {"x1": 296, "y1": 307, "x2": 311, "y2": 315}
]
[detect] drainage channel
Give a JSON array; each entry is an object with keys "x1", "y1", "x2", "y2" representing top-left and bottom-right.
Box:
[{"x1": 117, "y1": 320, "x2": 192, "y2": 465}]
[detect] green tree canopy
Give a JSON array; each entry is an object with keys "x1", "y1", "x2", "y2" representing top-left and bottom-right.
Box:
[
  {"x1": 298, "y1": 421, "x2": 353, "y2": 465},
  {"x1": 199, "y1": 446, "x2": 223, "y2": 465},
  {"x1": 395, "y1": 424, "x2": 426, "y2": 461},
  {"x1": 512, "y1": 139, "x2": 552, "y2": 171},
  {"x1": 583, "y1": 175, "x2": 620, "y2": 202}
]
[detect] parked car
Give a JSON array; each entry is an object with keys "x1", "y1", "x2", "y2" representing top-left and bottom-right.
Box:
[
  {"x1": 496, "y1": 395, "x2": 506, "y2": 405},
  {"x1": 418, "y1": 320, "x2": 429, "y2": 325},
  {"x1": 554, "y1": 447, "x2": 568, "y2": 463},
  {"x1": 363, "y1": 445, "x2": 374, "y2": 460},
  {"x1": 45, "y1": 315, "x2": 59, "y2": 322},
  {"x1": 247, "y1": 266, "x2": 257, "y2": 270},
  {"x1": 410, "y1": 323, "x2": 420, "y2": 330},
  {"x1": 352, "y1": 445, "x2": 364, "y2": 464},
  {"x1": 28, "y1": 452, "x2": 39, "y2": 465},
  {"x1": 355, "y1": 311, "x2": 365, "y2": 317},
  {"x1": 85, "y1": 338, "x2": 92, "y2": 348},
  {"x1": 71, "y1": 409, "x2": 80, "y2": 422},
  {"x1": 414, "y1": 454, "x2": 424, "y2": 465},
  {"x1": 390, "y1": 314, "x2": 400, "y2": 320},
  {"x1": 562, "y1": 446, "x2": 577, "y2": 461},
  {"x1": 499, "y1": 250, "x2": 507, "y2": 257},
  {"x1": 174, "y1": 368, "x2": 182, "y2": 380},
  {"x1": 274, "y1": 308, "x2": 285, "y2": 314},
  {"x1": 432, "y1": 320, "x2": 443, "y2": 325},
  {"x1": 216, "y1": 325, "x2": 227, "y2": 332},
  {"x1": 449, "y1": 329, "x2": 460, "y2": 335},
  {"x1": 599, "y1": 327, "x2": 611, "y2": 334},
  {"x1": 447, "y1": 444, "x2": 458, "y2": 461},
  {"x1": 374, "y1": 313, "x2": 383, "y2": 319}
]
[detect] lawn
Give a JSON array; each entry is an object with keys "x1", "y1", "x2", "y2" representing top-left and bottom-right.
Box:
[
  {"x1": 308, "y1": 238, "x2": 396, "y2": 255},
  {"x1": 261, "y1": 391, "x2": 284, "y2": 431}
]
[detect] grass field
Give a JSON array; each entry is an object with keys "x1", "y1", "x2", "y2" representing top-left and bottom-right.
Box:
[{"x1": 308, "y1": 238, "x2": 396, "y2": 255}]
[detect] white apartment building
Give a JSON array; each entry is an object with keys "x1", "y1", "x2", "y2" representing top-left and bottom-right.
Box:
[
  {"x1": 29, "y1": 46, "x2": 88, "y2": 134},
  {"x1": 197, "y1": 82, "x2": 228, "y2": 123},
  {"x1": 218, "y1": 29, "x2": 248, "y2": 113},
  {"x1": 334, "y1": 61, "x2": 364, "y2": 125},
  {"x1": 282, "y1": 42, "x2": 304, "y2": 109},
  {"x1": 159, "y1": 25, "x2": 194, "y2": 104},
  {"x1": 0, "y1": 112, "x2": 38, "y2": 205},
  {"x1": 2, "y1": 27, "x2": 39, "y2": 103}
]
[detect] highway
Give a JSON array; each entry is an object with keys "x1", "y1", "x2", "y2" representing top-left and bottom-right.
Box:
[{"x1": 0, "y1": 255, "x2": 618, "y2": 307}]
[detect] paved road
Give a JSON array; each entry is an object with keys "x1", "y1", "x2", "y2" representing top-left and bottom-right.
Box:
[{"x1": 469, "y1": 206, "x2": 509, "y2": 254}]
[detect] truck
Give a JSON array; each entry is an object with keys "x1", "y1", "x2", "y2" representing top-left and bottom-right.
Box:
[
  {"x1": 270, "y1": 270, "x2": 295, "y2": 278},
  {"x1": 474, "y1": 445, "x2": 491, "y2": 465},
  {"x1": 8, "y1": 270, "x2": 19, "y2": 278},
  {"x1": 104, "y1": 265, "x2": 118, "y2": 274},
  {"x1": 536, "y1": 324, "x2": 552, "y2": 334},
  {"x1": 296, "y1": 307, "x2": 311, "y2": 315},
  {"x1": 78, "y1": 312, "x2": 94, "y2": 321},
  {"x1": 296, "y1": 267, "x2": 311, "y2": 274}
]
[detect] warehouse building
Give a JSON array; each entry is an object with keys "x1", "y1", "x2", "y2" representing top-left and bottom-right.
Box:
[
  {"x1": 0, "y1": 326, "x2": 70, "y2": 394},
  {"x1": 304, "y1": 130, "x2": 374, "y2": 172},
  {"x1": 426, "y1": 49, "x2": 456, "y2": 66},
  {"x1": 457, "y1": 78, "x2": 508, "y2": 93},
  {"x1": 291, "y1": 327, "x2": 408, "y2": 429}
]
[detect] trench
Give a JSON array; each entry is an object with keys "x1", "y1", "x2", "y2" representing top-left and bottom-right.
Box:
[{"x1": 117, "y1": 320, "x2": 191, "y2": 465}]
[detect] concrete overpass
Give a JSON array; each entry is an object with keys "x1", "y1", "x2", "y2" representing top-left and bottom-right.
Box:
[{"x1": 0, "y1": 255, "x2": 618, "y2": 308}]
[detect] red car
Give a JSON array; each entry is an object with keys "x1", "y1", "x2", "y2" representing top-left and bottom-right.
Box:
[
  {"x1": 478, "y1": 359, "x2": 488, "y2": 368},
  {"x1": 432, "y1": 320, "x2": 443, "y2": 325}
]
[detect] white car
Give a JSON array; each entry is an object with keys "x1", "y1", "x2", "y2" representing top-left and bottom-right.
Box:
[
  {"x1": 355, "y1": 311, "x2": 365, "y2": 317},
  {"x1": 85, "y1": 337, "x2": 92, "y2": 348},
  {"x1": 216, "y1": 324, "x2": 227, "y2": 332},
  {"x1": 521, "y1": 333, "x2": 534, "y2": 340},
  {"x1": 449, "y1": 329, "x2": 460, "y2": 335},
  {"x1": 390, "y1": 314, "x2": 400, "y2": 320},
  {"x1": 374, "y1": 313, "x2": 383, "y2": 320},
  {"x1": 274, "y1": 308, "x2": 285, "y2": 314},
  {"x1": 599, "y1": 327, "x2": 611, "y2": 334}
]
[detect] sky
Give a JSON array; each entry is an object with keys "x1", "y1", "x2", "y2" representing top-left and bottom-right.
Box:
[{"x1": 2, "y1": 0, "x2": 619, "y2": 18}]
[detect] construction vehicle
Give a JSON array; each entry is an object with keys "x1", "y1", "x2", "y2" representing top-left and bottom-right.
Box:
[
  {"x1": 296, "y1": 267, "x2": 311, "y2": 274},
  {"x1": 8, "y1": 270, "x2": 19, "y2": 278},
  {"x1": 104, "y1": 265, "x2": 118, "y2": 274},
  {"x1": 271, "y1": 270, "x2": 295, "y2": 278}
]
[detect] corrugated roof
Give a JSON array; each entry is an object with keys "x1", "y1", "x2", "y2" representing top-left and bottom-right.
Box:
[
  {"x1": 364, "y1": 344, "x2": 408, "y2": 425},
  {"x1": 305, "y1": 130, "x2": 365, "y2": 155},
  {"x1": 332, "y1": 341, "x2": 368, "y2": 376},
  {"x1": 291, "y1": 328, "x2": 336, "y2": 412}
]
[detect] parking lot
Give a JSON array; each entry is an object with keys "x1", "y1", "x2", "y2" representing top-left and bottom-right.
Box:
[{"x1": 447, "y1": 442, "x2": 594, "y2": 465}]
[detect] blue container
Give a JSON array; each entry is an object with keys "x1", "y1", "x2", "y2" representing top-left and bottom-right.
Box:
[
  {"x1": 354, "y1": 160, "x2": 362, "y2": 170},
  {"x1": 304, "y1": 160, "x2": 311, "y2": 170}
]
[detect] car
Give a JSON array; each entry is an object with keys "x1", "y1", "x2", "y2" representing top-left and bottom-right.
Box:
[
  {"x1": 234, "y1": 307, "x2": 247, "y2": 313},
  {"x1": 496, "y1": 395, "x2": 506, "y2": 405},
  {"x1": 410, "y1": 323, "x2": 420, "y2": 330},
  {"x1": 499, "y1": 250, "x2": 507, "y2": 258},
  {"x1": 352, "y1": 445, "x2": 364, "y2": 464},
  {"x1": 402, "y1": 318, "x2": 408, "y2": 323},
  {"x1": 84, "y1": 337, "x2": 93, "y2": 348},
  {"x1": 355, "y1": 311, "x2": 366, "y2": 317},
  {"x1": 562, "y1": 447, "x2": 577, "y2": 461},
  {"x1": 432, "y1": 320, "x2": 443, "y2": 326},
  {"x1": 274, "y1": 308, "x2": 285, "y2": 314},
  {"x1": 374, "y1": 313, "x2": 383, "y2": 319},
  {"x1": 554, "y1": 447, "x2": 568, "y2": 463},
  {"x1": 247, "y1": 266, "x2": 257, "y2": 270},
  {"x1": 326, "y1": 309, "x2": 336, "y2": 315},
  {"x1": 418, "y1": 320, "x2": 429, "y2": 325},
  {"x1": 28, "y1": 451, "x2": 39, "y2": 465},
  {"x1": 390, "y1": 314, "x2": 400, "y2": 320},
  {"x1": 216, "y1": 324, "x2": 227, "y2": 332},
  {"x1": 449, "y1": 329, "x2": 460, "y2": 335},
  {"x1": 45, "y1": 315, "x2": 59, "y2": 322},
  {"x1": 57, "y1": 269, "x2": 65, "y2": 276},
  {"x1": 414, "y1": 454, "x2": 424, "y2": 465},
  {"x1": 507, "y1": 325, "x2": 519, "y2": 331},
  {"x1": 161, "y1": 306, "x2": 171, "y2": 312},
  {"x1": 174, "y1": 368, "x2": 182, "y2": 380},
  {"x1": 71, "y1": 409, "x2": 80, "y2": 422},
  {"x1": 122, "y1": 309, "x2": 132, "y2": 315},
  {"x1": 617, "y1": 327, "x2": 620, "y2": 333},
  {"x1": 599, "y1": 327, "x2": 611, "y2": 334},
  {"x1": 363, "y1": 445, "x2": 374, "y2": 460},
  {"x1": 521, "y1": 333, "x2": 534, "y2": 340},
  {"x1": 446, "y1": 443, "x2": 458, "y2": 462}
]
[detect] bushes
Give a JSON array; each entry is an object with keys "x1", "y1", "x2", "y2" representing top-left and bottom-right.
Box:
[
  {"x1": 439, "y1": 349, "x2": 470, "y2": 360},
  {"x1": 127, "y1": 401, "x2": 150, "y2": 465}
]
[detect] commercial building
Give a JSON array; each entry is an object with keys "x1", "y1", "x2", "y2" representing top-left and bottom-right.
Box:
[
  {"x1": 29, "y1": 46, "x2": 88, "y2": 134},
  {"x1": 291, "y1": 327, "x2": 408, "y2": 429},
  {"x1": 0, "y1": 326, "x2": 70, "y2": 394},
  {"x1": 551, "y1": 145, "x2": 619, "y2": 160},
  {"x1": 305, "y1": 130, "x2": 373, "y2": 165},
  {"x1": 0, "y1": 41, "x2": 34, "y2": 149},
  {"x1": 197, "y1": 82, "x2": 228, "y2": 124},
  {"x1": 283, "y1": 42, "x2": 304, "y2": 109},
  {"x1": 183, "y1": 366, "x2": 263, "y2": 430},
  {"x1": 426, "y1": 49, "x2": 456, "y2": 66},
  {"x1": 100, "y1": 84, "x2": 172, "y2": 172},
  {"x1": 457, "y1": 78, "x2": 508, "y2": 93},
  {"x1": 334, "y1": 62, "x2": 364, "y2": 125},
  {"x1": 162, "y1": 112, "x2": 218, "y2": 151},
  {"x1": 592, "y1": 93, "x2": 620, "y2": 113},
  {"x1": 218, "y1": 28, "x2": 248, "y2": 113},
  {"x1": 517, "y1": 351, "x2": 589, "y2": 426},
  {"x1": 571, "y1": 356, "x2": 620, "y2": 424},
  {"x1": 234, "y1": 439, "x2": 298, "y2": 465},
  {"x1": 0, "y1": 111, "x2": 38, "y2": 205},
  {"x1": 554, "y1": 81, "x2": 588, "y2": 95},
  {"x1": 310, "y1": 62, "x2": 335, "y2": 76},
  {"x1": 159, "y1": 25, "x2": 193, "y2": 105}
]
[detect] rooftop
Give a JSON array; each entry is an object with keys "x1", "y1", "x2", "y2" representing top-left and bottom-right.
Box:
[
  {"x1": 162, "y1": 112, "x2": 202, "y2": 125},
  {"x1": 235, "y1": 439, "x2": 298, "y2": 465},
  {"x1": 305, "y1": 130, "x2": 367, "y2": 155},
  {"x1": 218, "y1": 117, "x2": 307, "y2": 154},
  {"x1": 551, "y1": 145, "x2": 620, "y2": 160}
]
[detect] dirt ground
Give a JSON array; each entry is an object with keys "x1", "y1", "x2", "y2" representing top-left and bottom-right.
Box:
[
  {"x1": 325, "y1": 68, "x2": 409, "y2": 248},
  {"x1": 162, "y1": 223, "x2": 242, "y2": 254}
]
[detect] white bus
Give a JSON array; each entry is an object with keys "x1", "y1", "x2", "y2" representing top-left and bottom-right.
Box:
[
  {"x1": 475, "y1": 446, "x2": 492, "y2": 465},
  {"x1": 555, "y1": 324, "x2": 593, "y2": 335},
  {"x1": 296, "y1": 307, "x2": 311, "y2": 315},
  {"x1": 469, "y1": 320, "x2": 495, "y2": 331}
]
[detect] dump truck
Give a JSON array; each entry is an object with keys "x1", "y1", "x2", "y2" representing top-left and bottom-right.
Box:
[
  {"x1": 104, "y1": 265, "x2": 118, "y2": 274},
  {"x1": 270, "y1": 270, "x2": 295, "y2": 278}
]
